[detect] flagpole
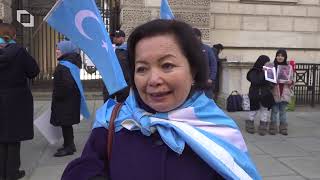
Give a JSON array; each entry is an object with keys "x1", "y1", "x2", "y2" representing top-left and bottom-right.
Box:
[
  {"x1": 43, "y1": 0, "x2": 63, "y2": 21},
  {"x1": 32, "y1": 0, "x2": 63, "y2": 38}
]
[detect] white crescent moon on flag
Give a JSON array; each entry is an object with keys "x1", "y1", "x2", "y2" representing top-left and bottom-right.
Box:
[{"x1": 75, "y1": 10, "x2": 99, "y2": 40}]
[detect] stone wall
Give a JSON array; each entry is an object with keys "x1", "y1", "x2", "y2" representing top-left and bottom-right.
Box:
[
  {"x1": 120, "y1": 0, "x2": 320, "y2": 64},
  {"x1": 210, "y1": 0, "x2": 320, "y2": 107},
  {"x1": 0, "y1": 0, "x2": 12, "y2": 23},
  {"x1": 211, "y1": 0, "x2": 320, "y2": 63},
  {"x1": 218, "y1": 60, "x2": 253, "y2": 108},
  {"x1": 120, "y1": 0, "x2": 211, "y2": 40}
]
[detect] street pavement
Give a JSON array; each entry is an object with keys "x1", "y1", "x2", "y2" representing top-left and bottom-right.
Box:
[{"x1": 19, "y1": 95, "x2": 320, "y2": 180}]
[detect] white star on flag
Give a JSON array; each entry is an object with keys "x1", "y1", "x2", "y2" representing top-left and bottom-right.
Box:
[{"x1": 102, "y1": 40, "x2": 108, "y2": 52}]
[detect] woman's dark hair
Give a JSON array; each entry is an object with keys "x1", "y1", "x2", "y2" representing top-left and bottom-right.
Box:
[
  {"x1": 253, "y1": 55, "x2": 270, "y2": 69},
  {"x1": 213, "y1": 43, "x2": 224, "y2": 54},
  {"x1": 274, "y1": 48, "x2": 288, "y2": 69},
  {"x1": 192, "y1": 28, "x2": 202, "y2": 38},
  {"x1": 127, "y1": 19, "x2": 208, "y2": 91},
  {"x1": 0, "y1": 23, "x2": 16, "y2": 42}
]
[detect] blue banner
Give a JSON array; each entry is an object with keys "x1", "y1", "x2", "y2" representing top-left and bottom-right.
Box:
[
  {"x1": 45, "y1": 0, "x2": 127, "y2": 95},
  {"x1": 160, "y1": 0, "x2": 174, "y2": 19}
]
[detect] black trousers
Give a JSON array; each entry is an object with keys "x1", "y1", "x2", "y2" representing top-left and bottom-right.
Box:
[
  {"x1": 0, "y1": 142, "x2": 21, "y2": 178},
  {"x1": 62, "y1": 126, "x2": 74, "y2": 147}
]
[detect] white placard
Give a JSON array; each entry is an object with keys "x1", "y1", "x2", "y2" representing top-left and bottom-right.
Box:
[
  {"x1": 277, "y1": 65, "x2": 292, "y2": 83},
  {"x1": 34, "y1": 105, "x2": 62, "y2": 145},
  {"x1": 263, "y1": 66, "x2": 277, "y2": 83}
]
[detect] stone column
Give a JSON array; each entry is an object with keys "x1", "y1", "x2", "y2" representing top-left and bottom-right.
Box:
[
  {"x1": 217, "y1": 61, "x2": 254, "y2": 108},
  {"x1": 0, "y1": 0, "x2": 12, "y2": 23}
]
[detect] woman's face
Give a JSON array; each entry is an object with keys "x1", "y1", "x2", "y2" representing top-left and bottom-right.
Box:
[
  {"x1": 134, "y1": 34, "x2": 193, "y2": 112},
  {"x1": 56, "y1": 48, "x2": 62, "y2": 58},
  {"x1": 276, "y1": 53, "x2": 285, "y2": 63}
]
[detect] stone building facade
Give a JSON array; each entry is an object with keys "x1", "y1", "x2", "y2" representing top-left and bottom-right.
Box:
[
  {"x1": 120, "y1": 0, "x2": 320, "y2": 63},
  {"x1": 120, "y1": 0, "x2": 320, "y2": 105},
  {"x1": 0, "y1": 0, "x2": 12, "y2": 23}
]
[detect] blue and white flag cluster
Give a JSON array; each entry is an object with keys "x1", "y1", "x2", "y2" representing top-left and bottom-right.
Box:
[
  {"x1": 45, "y1": 0, "x2": 127, "y2": 95},
  {"x1": 160, "y1": 0, "x2": 174, "y2": 19},
  {"x1": 94, "y1": 91, "x2": 261, "y2": 180}
]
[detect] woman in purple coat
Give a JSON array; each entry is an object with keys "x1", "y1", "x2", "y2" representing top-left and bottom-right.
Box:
[{"x1": 62, "y1": 19, "x2": 260, "y2": 180}]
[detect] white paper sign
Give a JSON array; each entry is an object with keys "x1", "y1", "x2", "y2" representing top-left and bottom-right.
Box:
[
  {"x1": 263, "y1": 66, "x2": 277, "y2": 83},
  {"x1": 34, "y1": 105, "x2": 62, "y2": 145}
]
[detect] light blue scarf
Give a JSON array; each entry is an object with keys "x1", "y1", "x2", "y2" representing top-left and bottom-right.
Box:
[
  {"x1": 0, "y1": 37, "x2": 16, "y2": 44},
  {"x1": 0, "y1": 37, "x2": 5, "y2": 44},
  {"x1": 59, "y1": 60, "x2": 90, "y2": 119},
  {"x1": 94, "y1": 91, "x2": 261, "y2": 180}
]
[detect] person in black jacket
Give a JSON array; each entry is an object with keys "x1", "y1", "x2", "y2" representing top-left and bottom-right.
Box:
[
  {"x1": 246, "y1": 55, "x2": 275, "y2": 136},
  {"x1": 0, "y1": 23, "x2": 39, "y2": 180},
  {"x1": 50, "y1": 40, "x2": 82, "y2": 157}
]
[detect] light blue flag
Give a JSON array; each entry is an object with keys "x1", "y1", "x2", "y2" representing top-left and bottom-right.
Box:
[
  {"x1": 160, "y1": 0, "x2": 174, "y2": 19},
  {"x1": 44, "y1": 0, "x2": 127, "y2": 95}
]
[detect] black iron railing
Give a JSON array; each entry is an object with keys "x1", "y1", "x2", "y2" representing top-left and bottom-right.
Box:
[{"x1": 294, "y1": 63, "x2": 320, "y2": 106}]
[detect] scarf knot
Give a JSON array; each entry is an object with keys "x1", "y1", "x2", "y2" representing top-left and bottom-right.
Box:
[{"x1": 93, "y1": 91, "x2": 261, "y2": 180}]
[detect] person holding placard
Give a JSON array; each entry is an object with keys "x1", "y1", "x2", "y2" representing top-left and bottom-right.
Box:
[
  {"x1": 269, "y1": 49, "x2": 294, "y2": 135},
  {"x1": 246, "y1": 55, "x2": 275, "y2": 135}
]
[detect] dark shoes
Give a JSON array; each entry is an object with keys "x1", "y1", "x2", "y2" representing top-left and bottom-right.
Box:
[
  {"x1": 5, "y1": 170, "x2": 25, "y2": 180},
  {"x1": 54, "y1": 147, "x2": 74, "y2": 157},
  {"x1": 258, "y1": 121, "x2": 268, "y2": 136},
  {"x1": 247, "y1": 120, "x2": 288, "y2": 136},
  {"x1": 15, "y1": 170, "x2": 25, "y2": 180},
  {"x1": 245, "y1": 120, "x2": 255, "y2": 134},
  {"x1": 279, "y1": 122, "x2": 288, "y2": 135},
  {"x1": 57, "y1": 144, "x2": 76, "y2": 153},
  {"x1": 54, "y1": 144, "x2": 76, "y2": 157},
  {"x1": 268, "y1": 122, "x2": 278, "y2": 135}
]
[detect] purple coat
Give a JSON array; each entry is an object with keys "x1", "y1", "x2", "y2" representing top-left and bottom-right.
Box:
[{"x1": 62, "y1": 127, "x2": 224, "y2": 180}]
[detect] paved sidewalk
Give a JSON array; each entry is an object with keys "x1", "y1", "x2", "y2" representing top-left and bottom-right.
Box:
[{"x1": 20, "y1": 97, "x2": 320, "y2": 180}]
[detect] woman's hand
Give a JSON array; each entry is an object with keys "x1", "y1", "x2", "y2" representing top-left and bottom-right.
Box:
[{"x1": 287, "y1": 80, "x2": 294, "y2": 85}]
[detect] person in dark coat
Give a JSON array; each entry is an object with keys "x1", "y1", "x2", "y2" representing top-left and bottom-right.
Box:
[
  {"x1": 0, "y1": 23, "x2": 39, "y2": 180},
  {"x1": 212, "y1": 43, "x2": 224, "y2": 99},
  {"x1": 246, "y1": 55, "x2": 275, "y2": 135},
  {"x1": 61, "y1": 19, "x2": 261, "y2": 180},
  {"x1": 50, "y1": 41, "x2": 82, "y2": 157},
  {"x1": 193, "y1": 28, "x2": 217, "y2": 99}
]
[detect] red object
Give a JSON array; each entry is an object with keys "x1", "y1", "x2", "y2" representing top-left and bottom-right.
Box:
[{"x1": 289, "y1": 59, "x2": 296, "y2": 72}]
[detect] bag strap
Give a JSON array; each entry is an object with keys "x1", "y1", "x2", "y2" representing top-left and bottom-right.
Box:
[{"x1": 106, "y1": 102, "x2": 123, "y2": 161}]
